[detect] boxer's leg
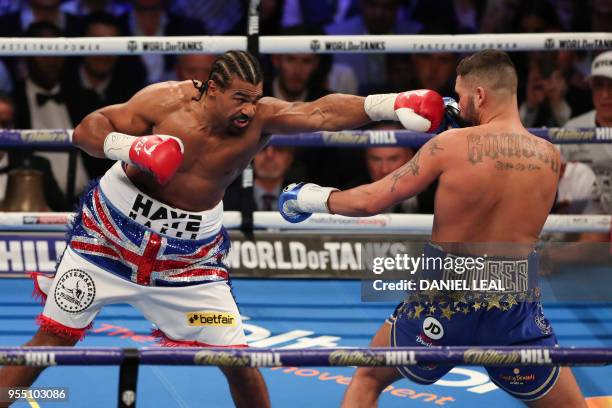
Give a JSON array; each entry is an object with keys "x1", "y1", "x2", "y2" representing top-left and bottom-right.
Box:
[
  {"x1": 134, "y1": 280, "x2": 271, "y2": 407},
  {"x1": 0, "y1": 248, "x2": 118, "y2": 407},
  {"x1": 484, "y1": 302, "x2": 586, "y2": 407},
  {"x1": 526, "y1": 367, "x2": 586, "y2": 408},
  {"x1": 220, "y1": 367, "x2": 271, "y2": 408},
  {"x1": 341, "y1": 322, "x2": 403, "y2": 408},
  {"x1": 0, "y1": 329, "x2": 78, "y2": 408}
]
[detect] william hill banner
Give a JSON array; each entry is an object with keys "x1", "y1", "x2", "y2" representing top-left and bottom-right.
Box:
[{"x1": 0, "y1": 233, "x2": 66, "y2": 275}]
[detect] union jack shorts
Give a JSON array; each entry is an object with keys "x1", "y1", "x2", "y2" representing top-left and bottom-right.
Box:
[
  {"x1": 70, "y1": 185, "x2": 231, "y2": 287},
  {"x1": 33, "y1": 176, "x2": 247, "y2": 346}
]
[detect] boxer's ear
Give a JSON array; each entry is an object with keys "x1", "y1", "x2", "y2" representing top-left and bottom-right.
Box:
[
  {"x1": 474, "y1": 86, "x2": 486, "y2": 108},
  {"x1": 207, "y1": 79, "x2": 220, "y2": 96}
]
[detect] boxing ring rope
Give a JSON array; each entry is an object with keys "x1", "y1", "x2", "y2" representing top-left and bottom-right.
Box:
[
  {"x1": 0, "y1": 15, "x2": 610, "y2": 407},
  {"x1": 1, "y1": 346, "x2": 611, "y2": 367},
  {"x1": 1, "y1": 346, "x2": 609, "y2": 407},
  {"x1": 0, "y1": 32, "x2": 609, "y2": 55},
  {"x1": 2, "y1": 127, "x2": 612, "y2": 147},
  {"x1": 1, "y1": 127, "x2": 611, "y2": 233},
  {"x1": 0, "y1": 212, "x2": 609, "y2": 234}
]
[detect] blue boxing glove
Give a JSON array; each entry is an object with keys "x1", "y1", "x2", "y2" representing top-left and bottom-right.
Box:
[
  {"x1": 434, "y1": 97, "x2": 466, "y2": 133},
  {"x1": 278, "y1": 182, "x2": 338, "y2": 223},
  {"x1": 443, "y1": 97, "x2": 468, "y2": 129}
]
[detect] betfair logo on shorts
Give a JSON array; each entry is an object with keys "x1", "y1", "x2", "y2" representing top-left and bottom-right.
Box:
[{"x1": 187, "y1": 311, "x2": 236, "y2": 327}]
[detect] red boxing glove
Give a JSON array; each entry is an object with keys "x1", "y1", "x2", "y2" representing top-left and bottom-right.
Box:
[
  {"x1": 394, "y1": 90, "x2": 444, "y2": 132},
  {"x1": 104, "y1": 133, "x2": 184, "y2": 184},
  {"x1": 129, "y1": 135, "x2": 184, "y2": 184}
]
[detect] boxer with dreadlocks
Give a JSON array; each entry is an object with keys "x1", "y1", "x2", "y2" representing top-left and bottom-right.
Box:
[{"x1": 0, "y1": 50, "x2": 445, "y2": 407}]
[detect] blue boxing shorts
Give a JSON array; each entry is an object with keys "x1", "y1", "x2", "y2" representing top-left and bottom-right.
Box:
[{"x1": 386, "y1": 243, "x2": 559, "y2": 402}]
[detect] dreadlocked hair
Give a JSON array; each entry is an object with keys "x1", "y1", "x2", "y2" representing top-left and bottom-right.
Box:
[{"x1": 192, "y1": 50, "x2": 262, "y2": 102}]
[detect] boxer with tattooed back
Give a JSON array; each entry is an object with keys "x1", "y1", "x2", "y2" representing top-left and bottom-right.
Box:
[{"x1": 281, "y1": 50, "x2": 586, "y2": 408}]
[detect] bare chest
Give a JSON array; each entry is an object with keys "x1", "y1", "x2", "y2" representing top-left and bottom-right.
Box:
[{"x1": 152, "y1": 112, "x2": 264, "y2": 182}]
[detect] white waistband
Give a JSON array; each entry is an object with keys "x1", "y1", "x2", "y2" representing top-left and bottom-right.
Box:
[{"x1": 99, "y1": 162, "x2": 223, "y2": 240}]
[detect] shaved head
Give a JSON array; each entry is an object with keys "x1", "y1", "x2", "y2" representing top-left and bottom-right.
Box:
[{"x1": 456, "y1": 50, "x2": 518, "y2": 94}]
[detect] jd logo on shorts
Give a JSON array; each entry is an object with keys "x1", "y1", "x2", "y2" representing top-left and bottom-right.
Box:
[
  {"x1": 54, "y1": 269, "x2": 95, "y2": 313},
  {"x1": 186, "y1": 311, "x2": 236, "y2": 326},
  {"x1": 422, "y1": 316, "x2": 444, "y2": 340}
]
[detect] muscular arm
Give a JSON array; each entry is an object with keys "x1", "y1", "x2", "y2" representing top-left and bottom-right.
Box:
[
  {"x1": 72, "y1": 82, "x2": 175, "y2": 158},
  {"x1": 327, "y1": 135, "x2": 451, "y2": 216},
  {"x1": 260, "y1": 94, "x2": 371, "y2": 134}
]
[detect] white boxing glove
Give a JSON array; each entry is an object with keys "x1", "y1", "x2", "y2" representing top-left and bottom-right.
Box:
[{"x1": 364, "y1": 90, "x2": 445, "y2": 132}]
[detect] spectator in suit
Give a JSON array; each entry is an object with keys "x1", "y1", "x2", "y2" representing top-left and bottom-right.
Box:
[
  {"x1": 0, "y1": 91, "x2": 66, "y2": 210},
  {"x1": 64, "y1": 12, "x2": 145, "y2": 179},
  {"x1": 13, "y1": 23, "x2": 74, "y2": 130},
  {"x1": 224, "y1": 146, "x2": 295, "y2": 211},
  {"x1": 364, "y1": 146, "x2": 419, "y2": 213},
  {"x1": 0, "y1": 0, "x2": 85, "y2": 84},
  {"x1": 12, "y1": 22, "x2": 88, "y2": 209},
  {"x1": 68, "y1": 12, "x2": 144, "y2": 115},
  {"x1": 253, "y1": 146, "x2": 295, "y2": 211},
  {"x1": 344, "y1": 121, "x2": 435, "y2": 213},
  {"x1": 263, "y1": 29, "x2": 355, "y2": 187},
  {"x1": 266, "y1": 52, "x2": 329, "y2": 102},
  {"x1": 123, "y1": 0, "x2": 206, "y2": 84}
]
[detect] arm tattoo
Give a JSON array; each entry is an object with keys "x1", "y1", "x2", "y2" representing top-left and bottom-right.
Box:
[
  {"x1": 429, "y1": 141, "x2": 444, "y2": 156},
  {"x1": 390, "y1": 150, "x2": 422, "y2": 192}
]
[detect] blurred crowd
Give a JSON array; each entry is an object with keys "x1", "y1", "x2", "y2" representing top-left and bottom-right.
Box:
[{"x1": 0, "y1": 0, "x2": 610, "y2": 248}]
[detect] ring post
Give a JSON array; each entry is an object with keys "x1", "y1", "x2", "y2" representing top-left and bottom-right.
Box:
[{"x1": 118, "y1": 348, "x2": 139, "y2": 408}]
